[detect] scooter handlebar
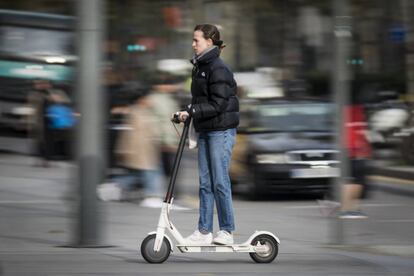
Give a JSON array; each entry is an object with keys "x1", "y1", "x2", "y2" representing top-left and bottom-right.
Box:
[
  {"x1": 171, "y1": 112, "x2": 190, "y2": 124},
  {"x1": 171, "y1": 112, "x2": 181, "y2": 124}
]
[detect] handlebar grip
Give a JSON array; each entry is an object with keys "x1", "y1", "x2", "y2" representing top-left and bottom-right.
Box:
[{"x1": 171, "y1": 112, "x2": 181, "y2": 124}]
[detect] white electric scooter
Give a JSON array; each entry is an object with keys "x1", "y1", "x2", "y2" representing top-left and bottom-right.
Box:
[{"x1": 140, "y1": 115, "x2": 280, "y2": 263}]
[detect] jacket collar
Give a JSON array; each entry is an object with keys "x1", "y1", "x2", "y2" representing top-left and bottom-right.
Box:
[{"x1": 190, "y1": 46, "x2": 219, "y2": 65}]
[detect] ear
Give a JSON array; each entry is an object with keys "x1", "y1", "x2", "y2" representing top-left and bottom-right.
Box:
[{"x1": 207, "y1": 38, "x2": 213, "y2": 47}]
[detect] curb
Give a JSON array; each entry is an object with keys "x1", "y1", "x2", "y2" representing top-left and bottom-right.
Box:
[
  {"x1": 368, "y1": 164, "x2": 414, "y2": 196},
  {"x1": 369, "y1": 165, "x2": 414, "y2": 181},
  {"x1": 368, "y1": 175, "x2": 414, "y2": 196}
]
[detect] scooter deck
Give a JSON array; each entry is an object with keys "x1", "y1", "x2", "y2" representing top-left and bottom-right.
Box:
[{"x1": 176, "y1": 243, "x2": 264, "y2": 253}]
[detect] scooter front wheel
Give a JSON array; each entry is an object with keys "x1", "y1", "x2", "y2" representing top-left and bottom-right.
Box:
[
  {"x1": 249, "y1": 234, "x2": 279, "y2": 263},
  {"x1": 140, "y1": 234, "x2": 171, "y2": 263}
]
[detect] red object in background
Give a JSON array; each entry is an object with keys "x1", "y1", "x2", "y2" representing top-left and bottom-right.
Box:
[
  {"x1": 136, "y1": 37, "x2": 158, "y2": 51},
  {"x1": 344, "y1": 105, "x2": 372, "y2": 159},
  {"x1": 162, "y1": 6, "x2": 182, "y2": 28}
]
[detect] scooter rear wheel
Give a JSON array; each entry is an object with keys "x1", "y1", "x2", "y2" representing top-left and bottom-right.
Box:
[
  {"x1": 141, "y1": 234, "x2": 171, "y2": 263},
  {"x1": 249, "y1": 234, "x2": 279, "y2": 263}
]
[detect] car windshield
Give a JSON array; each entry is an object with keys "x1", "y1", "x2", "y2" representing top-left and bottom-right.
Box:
[{"x1": 248, "y1": 103, "x2": 334, "y2": 132}]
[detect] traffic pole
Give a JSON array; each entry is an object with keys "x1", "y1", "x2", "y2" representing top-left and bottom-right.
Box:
[
  {"x1": 331, "y1": 0, "x2": 352, "y2": 245},
  {"x1": 74, "y1": 0, "x2": 106, "y2": 247}
]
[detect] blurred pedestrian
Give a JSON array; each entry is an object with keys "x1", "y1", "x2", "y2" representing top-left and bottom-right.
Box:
[
  {"x1": 27, "y1": 79, "x2": 53, "y2": 167},
  {"x1": 148, "y1": 73, "x2": 181, "y2": 178},
  {"x1": 317, "y1": 102, "x2": 372, "y2": 218},
  {"x1": 97, "y1": 84, "x2": 164, "y2": 208},
  {"x1": 45, "y1": 89, "x2": 75, "y2": 161},
  {"x1": 339, "y1": 104, "x2": 372, "y2": 219},
  {"x1": 175, "y1": 24, "x2": 239, "y2": 245}
]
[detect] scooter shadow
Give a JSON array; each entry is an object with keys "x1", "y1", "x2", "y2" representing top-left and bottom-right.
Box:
[{"x1": 131, "y1": 255, "x2": 265, "y2": 264}]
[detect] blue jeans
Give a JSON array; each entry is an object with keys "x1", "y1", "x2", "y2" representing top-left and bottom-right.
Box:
[
  {"x1": 112, "y1": 168, "x2": 163, "y2": 197},
  {"x1": 197, "y1": 128, "x2": 236, "y2": 233}
]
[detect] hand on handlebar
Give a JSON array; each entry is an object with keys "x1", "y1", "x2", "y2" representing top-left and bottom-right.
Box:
[{"x1": 171, "y1": 111, "x2": 189, "y2": 124}]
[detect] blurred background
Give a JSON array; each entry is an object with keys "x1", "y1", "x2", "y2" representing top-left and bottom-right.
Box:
[
  {"x1": 1, "y1": 0, "x2": 414, "y2": 274},
  {"x1": 1, "y1": 0, "x2": 413, "y2": 160}
]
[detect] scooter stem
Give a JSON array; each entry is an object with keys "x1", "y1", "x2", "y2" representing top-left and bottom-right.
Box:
[{"x1": 164, "y1": 118, "x2": 191, "y2": 203}]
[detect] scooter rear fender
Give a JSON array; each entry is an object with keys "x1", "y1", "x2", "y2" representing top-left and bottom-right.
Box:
[{"x1": 246, "y1": 231, "x2": 281, "y2": 245}]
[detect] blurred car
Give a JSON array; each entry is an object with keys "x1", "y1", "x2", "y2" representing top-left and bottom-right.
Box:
[{"x1": 230, "y1": 98, "x2": 339, "y2": 199}]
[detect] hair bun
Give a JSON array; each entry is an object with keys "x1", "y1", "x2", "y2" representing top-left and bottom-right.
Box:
[
  {"x1": 215, "y1": 40, "x2": 223, "y2": 47},
  {"x1": 217, "y1": 40, "x2": 226, "y2": 50}
]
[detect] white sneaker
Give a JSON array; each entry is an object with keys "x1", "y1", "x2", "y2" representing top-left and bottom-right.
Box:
[
  {"x1": 97, "y1": 183, "x2": 123, "y2": 201},
  {"x1": 185, "y1": 230, "x2": 213, "y2": 245},
  {"x1": 139, "y1": 197, "x2": 164, "y2": 208},
  {"x1": 213, "y1": 230, "x2": 234, "y2": 245}
]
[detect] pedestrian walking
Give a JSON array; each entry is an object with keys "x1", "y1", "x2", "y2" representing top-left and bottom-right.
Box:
[
  {"x1": 148, "y1": 73, "x2": 181, "y2": 178},
  {"x1": 339, "y1": 103, "x2": 372, "y2": 219},
  {"x1": 98, "y1": 85, "x2": 164, "y2": 208}
]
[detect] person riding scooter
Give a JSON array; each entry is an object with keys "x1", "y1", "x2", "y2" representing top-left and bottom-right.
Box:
[{"x1": 175, "y1": 24, "x2": 239, "y2": 245}]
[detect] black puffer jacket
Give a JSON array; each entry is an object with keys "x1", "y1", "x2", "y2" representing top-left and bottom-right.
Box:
[{"x1": 186, "y1": 46, "x2": 239, "y2": 132}]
